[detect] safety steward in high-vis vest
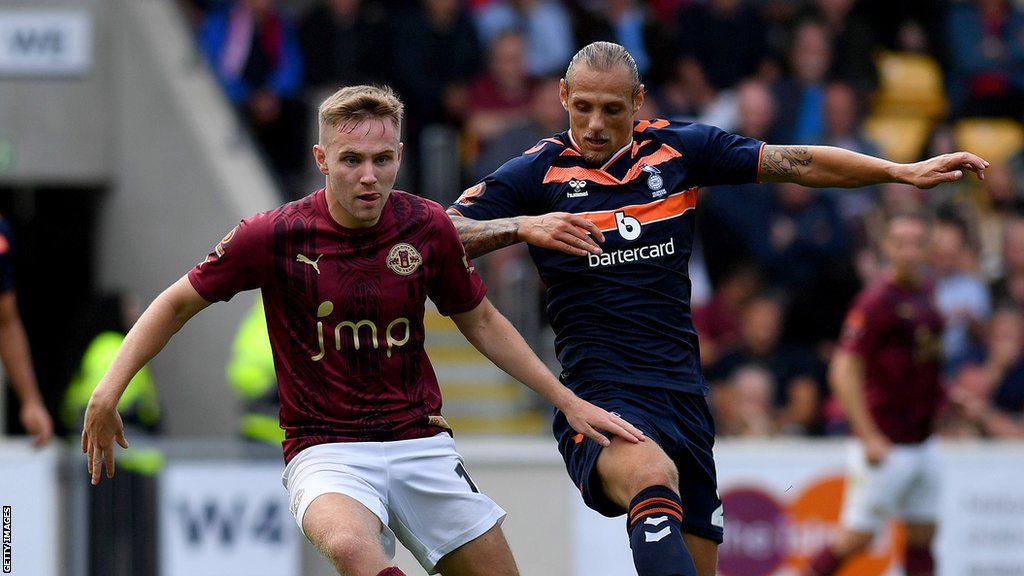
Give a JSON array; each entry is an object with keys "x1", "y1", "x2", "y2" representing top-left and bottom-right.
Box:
[
  {"x1": 228, "y1": 299, "x2": 284, "y2": 445},
  {"x1": 62, "y1": 330, "x2": 161, "y2": 433}
]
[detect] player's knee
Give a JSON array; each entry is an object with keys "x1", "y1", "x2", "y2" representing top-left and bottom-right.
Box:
[
  {"x1": 628, "y1": 461, "x2": 679, "y2": 496},
  {"x1": 320, "y1": 531, "x2": 375, "y2": 570}
]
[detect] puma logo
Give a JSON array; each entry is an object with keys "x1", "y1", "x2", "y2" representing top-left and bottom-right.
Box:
[{"x1": 296, "y1": 253, "x2": 323, "y2": 274}]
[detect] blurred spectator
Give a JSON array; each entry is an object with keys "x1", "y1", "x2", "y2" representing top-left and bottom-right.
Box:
[
  {"x1": 657, "y1": 57, "x2": 736, "y2": 129},
  {"x1": 990, "y1": 217, "x2": 1024, "y2": 308},
  {"x1": 568, "y1": 0, "x2": 675, "y2": 86},
  {"x1": 855, "y1": 0, "x2": 946, "y2": 57},
  {"x1": 976, "y1": 164, "x2": 1023, "y2": 278},
  {"x1": 945, "y1": 307, "x2": 1024, "y2": 438},
  {"x1": 465, "y1": 30, "x2": 533, "y2": 151},
  {"x1": 61, "y1": 294, "x2": 161, "y2": 436},
  {"x1": 227, "y1": 298, "x2": 282, "y2": 445},
  {"x1": 472, "y1": 75, "x2": 565, "y2": 180},
  {"x1": 932, "y1": 212, "x2": 991, "y2": 370},
  {"x1": 775, "y1": 19, "x2": 832, "y2": 143},
  {"x1": 697, "y1": 79, "x2": 777, "y2": 285},
  {"x1": 474, "y1": 0, "x2": 574, "y2": 77},
  {"x1": 709, "y1": 294, "x2": 823, "y2": 435},
  {"x1": 945, "y1": 0, "x2": 1024, "y2": 118},
  {"x1": 298, "y1": 0, "x2": 388, "y2": 89},
  {"x1": 199, "y1": 0, "x2": 307, "y2": 191},
  {"x1": 819, "y1": 81, "x2": 880, "y2": 224},
  {"x1": 676, "y1": 0, "x2": 769, "y2": 91},
  {"x1": 812, "y1": 0, "x2": 877, "y2": 91},
  {"x1": 0, "y1": 215, "x2": 53, "y2": 445},
  {"x1": 694, "y1": 262, "x2": 761, "y2": 368},
  {"x1": 390, "y1": 0, "x2": 482, "y2": 132},
  {"x1": 942, "y1": 363, "x2": 1000, "y2": 437},
  {"x1": 761, "y1": 182, "x2": 855, "y2": 344},
  {"x1": 713, "y1": 364, "x2": 777, "y2": 438}
]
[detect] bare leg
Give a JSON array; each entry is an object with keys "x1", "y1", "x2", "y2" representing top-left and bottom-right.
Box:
[
  {"x1": 596, "y1": 437, "x2": 713, "y2": 576},
  {"x1": 434, "y1": 523, "x2": 519, "y2": 576},
  {"x1": 302, "y1": 493, "x2": 392, "y2": 576}
]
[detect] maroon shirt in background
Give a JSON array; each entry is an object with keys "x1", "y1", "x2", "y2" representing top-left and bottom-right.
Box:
[
  {"x1": 838, "y1": 277, "x2": 945, "y2": 444},
  {"x1": 188, "y1": 189, "x2": 487, "y2": 463}
]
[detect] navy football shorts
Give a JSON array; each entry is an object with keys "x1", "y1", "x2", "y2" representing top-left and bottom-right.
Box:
[{"x1": 552, "y1": 380, "x2": 724, "y2": 544}]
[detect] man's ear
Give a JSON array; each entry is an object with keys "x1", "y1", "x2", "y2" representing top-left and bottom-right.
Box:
[
  {"x1": 313, "y1": 144, "x2": 329, "y2": 175},
  {"x1": 633, "y1": 83, "x2": 646, "y2": 115}
]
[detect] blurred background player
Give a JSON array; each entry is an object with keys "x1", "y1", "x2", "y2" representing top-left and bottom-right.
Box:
[
  {"x1": 448, "y1": 41, "x2": 986, "y2": 576},
  {"x1": 0, "y1": 213, "x2": 53, "y2": 446},
  {"x1": 805, "y1": 212, "x2": 943, "y2": 576},
  {"x1": 81, "y1": 84, "x2": 642, "y2": 576}
]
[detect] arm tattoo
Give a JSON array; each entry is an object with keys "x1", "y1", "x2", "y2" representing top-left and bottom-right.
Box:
[
  {"x1": 760, "y1": 146, "x2": 813, "y2": 179},
  {"x1": 448, "y1": 214, "x2": 520, "y2": 259}
]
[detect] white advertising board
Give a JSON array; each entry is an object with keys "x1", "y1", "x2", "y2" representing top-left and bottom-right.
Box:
[
  {"x1": 0, "y1": 442, "x2": 58, "y2": 576},
  {"x1": 159, "y1": 461, "x2": 299, "y2": 576},
  {"x1": 573, "y1": 440, "x2": 1024, "y2": 576},
  {"x1": 0, "y1": 9, "x2": 93, "y2": 76}
]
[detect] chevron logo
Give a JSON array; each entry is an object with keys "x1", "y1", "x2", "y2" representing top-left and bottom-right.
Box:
[
  {"x1": 644, "y1": 515, "x2": 669, "y2": 527},
  {"x1": 645, "y1": 526, "x2": 672, "y2": 542}
]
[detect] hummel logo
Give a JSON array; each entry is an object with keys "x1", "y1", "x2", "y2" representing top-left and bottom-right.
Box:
[
  {"x1": 296, "y1": 253, "x2": 323, "y2": 274},
  {"x1": 567, "y1": 179, "x2": 588, "y2": 198}
]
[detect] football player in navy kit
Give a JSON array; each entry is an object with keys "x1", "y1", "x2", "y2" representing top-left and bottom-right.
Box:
[{"x1": 448, "y1": 42, "x2": 988, "y2": 576}]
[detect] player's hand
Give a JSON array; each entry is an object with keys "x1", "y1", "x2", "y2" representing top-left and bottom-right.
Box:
[
  {"x1": 562, "y1": 396, "x2": 645, "y2": 447},
  {"x1": 897, "y1": 152, "x2": 989, "y2": 189},
  {"x1": 82, "y1": 395, "x2": 130, "y2": 485},
  {"x1": 863, "y1": 432, "x2": 891, "y2": 466},
  {"x1": 19, "y1": 400, "x2": 53, "y2": 447},
  {"x1": 519, "y1": 213, "x2": 604, "y2": 257}
]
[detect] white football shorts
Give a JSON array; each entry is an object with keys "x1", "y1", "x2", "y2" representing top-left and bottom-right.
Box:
[
  {"x1": 841, "y1": 437, "x2": 941, "y2": 533},
  {"x1": 281, "y1": 433, "x2": 506, "y2": 574}
]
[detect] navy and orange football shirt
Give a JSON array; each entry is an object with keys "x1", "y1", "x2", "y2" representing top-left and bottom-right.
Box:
[{"x1": 449, "y1": 120, "x2": 764, "y2": 394}]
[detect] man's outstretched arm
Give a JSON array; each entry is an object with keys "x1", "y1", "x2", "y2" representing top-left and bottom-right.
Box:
[
  {"x1": 758, "y1": 145, "x2": 988, "y2": 189},
  {"x1": 448, "y1": 211, "x2": 605, "y2": 259},
  {"x1": 82, "y1": 275, "x2": 211, "y2": 484}
]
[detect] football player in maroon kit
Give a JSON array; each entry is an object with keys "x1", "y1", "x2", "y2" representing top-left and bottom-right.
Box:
[
  {"x1": 805, "y1": 212, "x2": 944, "y2": 576},
  {"x1": 80, "y1": 85, "x2": 643, "y2": 576}
]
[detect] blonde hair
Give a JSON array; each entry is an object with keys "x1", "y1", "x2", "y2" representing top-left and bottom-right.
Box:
[{"x1": 318, "y1": 85, "x2": 404, "y2": 144}]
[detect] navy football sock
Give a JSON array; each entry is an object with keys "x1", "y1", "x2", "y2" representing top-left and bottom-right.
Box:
[{"x1": 627, "y1": 485, "x2": 697, "y2": 576}]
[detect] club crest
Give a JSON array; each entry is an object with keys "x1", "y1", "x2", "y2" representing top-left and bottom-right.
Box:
[{"x1": 387, "y1": 243, "x2": 423, "y2": 276}]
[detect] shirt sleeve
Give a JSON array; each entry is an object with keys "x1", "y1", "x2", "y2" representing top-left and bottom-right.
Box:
[
  {"x1": 678, "y1": 123, "x2": 764, "y2": 186},
  {"x1": 0, "y1": 220, "x2": 14, "y2": 294},
  {"x1": 447, "y1": 154, "x2": 538, "y2": 220},
  {"x1": 187, "y1": 215, "x2": 269, "y2": 303},
  {"x1": 838, "y1": 290, "x2": 884, "y2": 357},
  {"x1": 427, "y1": 206, "x2": 488, "y2": 316}
]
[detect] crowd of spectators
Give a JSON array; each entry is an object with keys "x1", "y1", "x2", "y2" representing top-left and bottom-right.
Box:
[{"x1": 178, "y1": 0, "x2": 1024, "y2": 440}]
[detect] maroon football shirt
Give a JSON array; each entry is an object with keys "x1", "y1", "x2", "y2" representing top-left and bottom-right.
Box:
[
  {"x1": 838, "y1": 276, "x2": 944, "y2": 444},
  {"x1": 188, "y1": 189, "x2": 486, "y2": 462}
]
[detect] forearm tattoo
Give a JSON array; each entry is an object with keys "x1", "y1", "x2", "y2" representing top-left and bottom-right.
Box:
[
  {"x1": 449, "y1": 214, "x2": 520, "y2": 259},
  {"x1": 761, "y1": 146, "x2": 814, "y2": 179}
]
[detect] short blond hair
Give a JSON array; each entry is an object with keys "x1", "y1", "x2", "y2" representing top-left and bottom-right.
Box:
[{"x1": 318, "y1": 85, "x2": 404, "y2": 144}]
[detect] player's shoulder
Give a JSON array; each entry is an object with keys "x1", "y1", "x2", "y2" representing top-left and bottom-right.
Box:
[
  {"x1": 389, "y1": 190, "x2": 449, "y2": 229},
  {"x1": 491, "y1": 133, "x2": 569, "y2": 179},
  {"x1": 637, "y1": 118, "x2": 728, "y2": 146},
  {"x1": 854, "y1": 278, "x2": 896, "y2": 310}
]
